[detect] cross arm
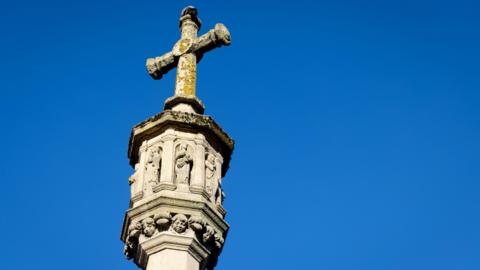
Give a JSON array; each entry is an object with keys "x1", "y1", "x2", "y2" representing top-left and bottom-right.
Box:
[
  {"x1": 145, "y1": 23, "x2": 230, "y2": 80},
  {"x1": 194, "y1": 23, "x2": 231, "y2": 61},
  {"x1": 146, "y1": 51, "x2": 177, "y2": 80}
]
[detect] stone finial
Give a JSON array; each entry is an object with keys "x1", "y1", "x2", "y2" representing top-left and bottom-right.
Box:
[{"x1": 180, "y1": 6, "x2": 201, "y2": 28}]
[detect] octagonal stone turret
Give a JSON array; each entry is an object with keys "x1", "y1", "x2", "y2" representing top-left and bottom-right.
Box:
[{"x1": 121, "y1": 105, "x2": 234, "y2": 270}]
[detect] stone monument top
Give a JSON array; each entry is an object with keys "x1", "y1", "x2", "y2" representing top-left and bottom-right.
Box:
[
  {"x1": 121, "y1": 6, "x2": 234, "y2": 270},
  {"x1": 146, "y1": 6, "x2": 231, "y2": 114}
]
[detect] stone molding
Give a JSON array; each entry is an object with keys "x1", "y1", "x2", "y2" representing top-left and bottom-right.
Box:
[
  {"x1": 164, "y1": 95, "x2": 205, "y2": 114},
  {"x1": 124, "y1": 211, "x2": 225, "y2": 269},
  {"x1": 131, "y1": 191, "x2": 144, "y2": 204},
  {"x1": 153, "y1": 183, "x2": 177, "y2": 192},
  {"x1": 121, "y1": 195, "x2": 229, "y2": 240}
]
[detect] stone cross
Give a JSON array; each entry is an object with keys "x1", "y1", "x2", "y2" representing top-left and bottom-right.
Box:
[
  {"x1": 122, "y1": 7, "x2": 234, "y2": 270},
  {"x1": 146, "y1": 6, "x2": 231, "y2": 98}
]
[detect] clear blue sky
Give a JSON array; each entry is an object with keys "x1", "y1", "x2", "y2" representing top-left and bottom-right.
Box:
[{"x1": 1, "y1": 1, "x2": 479, "y2": 269}]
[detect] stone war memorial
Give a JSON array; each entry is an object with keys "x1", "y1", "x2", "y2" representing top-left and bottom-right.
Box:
[{"x1": 120, "y1": 6, "x2": 234, "y2": 270}]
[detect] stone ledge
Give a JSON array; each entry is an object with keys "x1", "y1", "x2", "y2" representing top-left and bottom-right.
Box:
[
  {"x1": 131, "y1": 191, "x2": 143, "y2": 204},
  {"x1": 153, "y1": 183, "x2": 177, "y2": 193}
]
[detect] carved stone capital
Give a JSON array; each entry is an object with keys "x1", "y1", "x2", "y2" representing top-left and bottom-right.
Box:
[
  {"x1": 153, "y1": 183, "x2": 177, "y2": 192},
  {"x1": 124, "y1": 211, "x2": 226, "y2": 269}
]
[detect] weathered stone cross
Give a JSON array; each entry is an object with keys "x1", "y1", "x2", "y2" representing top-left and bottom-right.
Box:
[{"x1": 146, "y1": 6, "x2": 231, "y2": 98}]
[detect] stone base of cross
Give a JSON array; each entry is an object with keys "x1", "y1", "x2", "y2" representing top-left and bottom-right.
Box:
[{"x1": 164, "y1": 95, "x2": 206, "y2": 114}]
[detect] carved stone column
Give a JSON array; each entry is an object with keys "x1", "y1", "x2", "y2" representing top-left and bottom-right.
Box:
[
  {"x1": 131, "y1": 144, "x2": 148, "y2": 204},
  {"x1": 157, "y1": 131, "x2": 176, "y2": 191}
]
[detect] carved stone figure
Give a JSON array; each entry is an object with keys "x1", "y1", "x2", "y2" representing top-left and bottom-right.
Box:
[
  {"x1": 205, "y1": 153, "x2": 216, "y2": 197},
  {"x1": 215, "y1": 186, "x2": 225, "y2": 206},
  {"x1": 128, "y1": 163, "x2": 142, "y2": 198},
  {"x1": 188, "y1": 216, "x2": 205, "y2": 232},
  {"x1": 128, "y1": 163, "x2": 140, "y2": 185},
  {"x1": 128, "y1": 221, "x2": 143, "y2": 239},
  {"x1": 175, "y1": 144, "x2": 193, "y2": 185},
  {"x1": 142, "y1": 217, "x2": 156, "y2": 237},
  {"x1": 154, "y1": 211, "x2": 171, "y2": 230},
  {"x1": 124, "y1": 220, "x2": 143, "y2": 258},
  {"x1": 214, "y1": 233, "x2": 224, "y2": 249},
  {"x1": 170, "y1": 214, "x2": 188, "y2": 234},
  {"x1": 203, "y1": 225, "x2": 215, "y2": 244},
  {"x1": 145, "y1": 146, "x2": 162, "y2": 188}
]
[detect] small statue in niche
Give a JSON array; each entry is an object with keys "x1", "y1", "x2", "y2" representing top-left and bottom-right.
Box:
[
  {"x1": 128, "y1": 164, "x2": 141, "y2": 198},
  {"x1": 205, "y1": 153, "x2": 217, "y2": 197},
  {"x1": 128, "y1": 163, "x2": 139, "y2": 185},
  {"x1": 215, "y1": 186, "x2": 225, "y2": 206},
  {"x1": 145, "y1": 146, "x2": 162, "y2": 187},
  {"x1": 175, "y1": 144, "x2": 193, "y2": 185},
  {"x1": 170, "y1": 214, "x2": 188, "y2": 234}
]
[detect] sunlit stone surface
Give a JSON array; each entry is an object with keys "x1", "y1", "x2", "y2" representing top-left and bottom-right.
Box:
[{"x1": 121, "y1": 6, "x2": 233, "y2": 270}]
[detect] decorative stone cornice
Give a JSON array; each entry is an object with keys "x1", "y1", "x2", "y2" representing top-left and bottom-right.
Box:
[
  {"x1": 124, "y1": 211, "x2": 225, "y2": 269},
  {"x1": 121, "y1": 195, "x2": 229, "y2": 244}
]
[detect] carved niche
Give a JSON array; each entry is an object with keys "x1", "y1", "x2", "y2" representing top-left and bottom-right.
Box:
[
  {"x1": 205, "y1": 153, "x2": 217, "y2": 200},
  {"x1": 174, "y1": 143, "x2": 193, "y2": 185},
  {"x1": 205, "y1": 152, "x2": 225, "y2": 205},
  {"x1": 144, "y1": 146, "x2": 162, "y2": 193}
]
